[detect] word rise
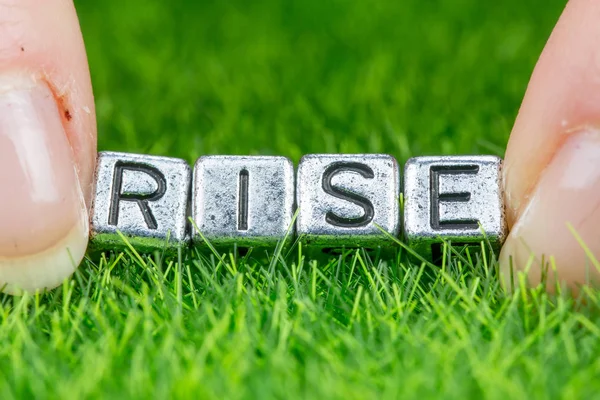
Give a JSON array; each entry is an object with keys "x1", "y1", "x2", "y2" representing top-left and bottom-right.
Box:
[{"x1": 90, "y1": 152, "x2": 507, "y2": 260}]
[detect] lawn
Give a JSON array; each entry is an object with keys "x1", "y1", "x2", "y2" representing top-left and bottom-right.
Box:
[{"x1": 2, "y1": 0, "x2": 600, "y2": 398}]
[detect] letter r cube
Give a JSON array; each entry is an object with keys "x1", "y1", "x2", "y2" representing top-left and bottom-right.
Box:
[{"x1": 90, "y1": 152, "x2": 191, "y2": 253}]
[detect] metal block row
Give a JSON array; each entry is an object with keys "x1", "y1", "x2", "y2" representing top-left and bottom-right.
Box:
[{"x1": 90, "y1": 151, "x2": 506, "y2": 259}]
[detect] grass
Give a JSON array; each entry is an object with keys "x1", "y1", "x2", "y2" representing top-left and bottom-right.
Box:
[{"x1": 2, "y1": 0, "x2": 600, "y2": 398}]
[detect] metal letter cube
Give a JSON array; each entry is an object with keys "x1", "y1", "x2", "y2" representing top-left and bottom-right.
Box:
[
  {"x1": 191, "y1": 156, "x2": 295, "y2": 248},
  {"x1": 90, "y1": 151, "x2": 192, "y2": 253},
  {"x1": 403, "y1": 155, "x2": 507, "y2": 261},
  {"x1": 296, "y1": 154, "x2": 401, "y2": 251}
]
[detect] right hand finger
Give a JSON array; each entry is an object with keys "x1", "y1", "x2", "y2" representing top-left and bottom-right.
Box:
[{"x1": 500, "y1": 0, "x2": 600, "y2": 292}]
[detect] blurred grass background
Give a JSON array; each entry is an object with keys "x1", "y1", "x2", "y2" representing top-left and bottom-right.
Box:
[
  {"x1": 79, "y1": 0, "x2": 562, "y2": 162},
  {"x1": 5, "y1": 1, "x2": 595, "y2": 399}
]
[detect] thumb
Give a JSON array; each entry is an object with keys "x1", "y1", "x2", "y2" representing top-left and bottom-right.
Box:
[
  {"x1": 0, "y1": 0, "x2": 96, "y2": 293},
  {"x1": 500, "y1": 0, "x2": 600, "y2": 292}
]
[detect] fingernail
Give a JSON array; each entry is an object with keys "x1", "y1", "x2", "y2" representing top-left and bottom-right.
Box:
[
  {"x1": 0, "y1": 74, "x2": 88, "y2": 294},
  {"x1": 500, "y1": 128, "x2": 600, "y2": 292}
]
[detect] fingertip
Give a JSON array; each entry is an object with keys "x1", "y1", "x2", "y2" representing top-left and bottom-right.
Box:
[
  {"x1": 502, "y1": 129, "x2": 600, "y2": 291},
  {"x1": 0, "y1": 0, "x2": 97, "y2": 205},
  {"x1": 504, "y1": 0, "x2": 600, "y2": 218},
  {"x1": 0, "y1": 1, "x2": 95, "y2": 293}
]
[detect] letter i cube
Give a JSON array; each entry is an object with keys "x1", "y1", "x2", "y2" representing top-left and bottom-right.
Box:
[{"x1": 191, "y1": 155, "x2": 296, "y2": 249}]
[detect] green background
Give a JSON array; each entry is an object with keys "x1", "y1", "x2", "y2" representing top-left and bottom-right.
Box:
[
  {"x1": 84, "y1": 0, "x2": 557, "y2": 161},
  {"x1": 7, "y1": 1, "x2": 600, "y2": 399}
]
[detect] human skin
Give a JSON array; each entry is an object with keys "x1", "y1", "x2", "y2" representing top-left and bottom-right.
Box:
[
  {"x1": 500, "y1": 0, "x2": 600, "y2": 293},
  {"x1": 0, "y1": 0, "x2": 597, "y2": 294},
  {"x1": 0, "y1": 0, "x2": 95, "y2": 294}
]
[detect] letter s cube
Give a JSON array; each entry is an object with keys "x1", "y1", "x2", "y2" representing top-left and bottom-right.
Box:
[
  {"x1": 296, "y1": 154, "x2": 401, "y2": 251},
  {"x1": 90, "y1": 152, "x2": 192, "y2": 253}
]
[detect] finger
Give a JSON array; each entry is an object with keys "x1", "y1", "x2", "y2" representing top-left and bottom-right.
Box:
[
  {"x1": 0, "y1": 0, "x2": 96, "y2": 293},
  {"x1": 500, "y1": 0, "x2": 600, "y2": 292}
]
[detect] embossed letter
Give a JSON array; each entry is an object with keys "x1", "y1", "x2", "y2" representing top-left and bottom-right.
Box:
[
  {"x1": 429, "y1": 165, "x2": 479, "y2": 230},
  {"x1": 109, "y1": 161, "x2": 167, "y2": 229},
  {"x1": 322, "y1": 162, "x2": 375, "y2": 228}
]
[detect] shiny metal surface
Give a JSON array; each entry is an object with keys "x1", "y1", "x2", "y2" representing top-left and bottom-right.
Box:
[
  {"x1": 90, "y1": 151, "x2": 191, "y2": 253},
  {"x1": 296, "y1": 154, "x2": 401, "y2": 249},
  {"x1": 191, "y1": 156, "x2": 295, "y2": 248},
  {"x1": 403, "y1": 155, "x2": 507, "y2": 259}
]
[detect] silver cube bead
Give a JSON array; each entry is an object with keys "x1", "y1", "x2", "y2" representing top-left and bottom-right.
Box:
[
  {"x1": 403, "y1": 155, "x2": 507, "y2": 260},
  {"x1": 191, "y1": 156, "x2": 295, "y2": 248},
  {"x1": 296, "y1": 154, "x2": 401, "y2": 250},
  {"x1": 90, "y1": 151, "x2": 192, "y2": 253}
]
